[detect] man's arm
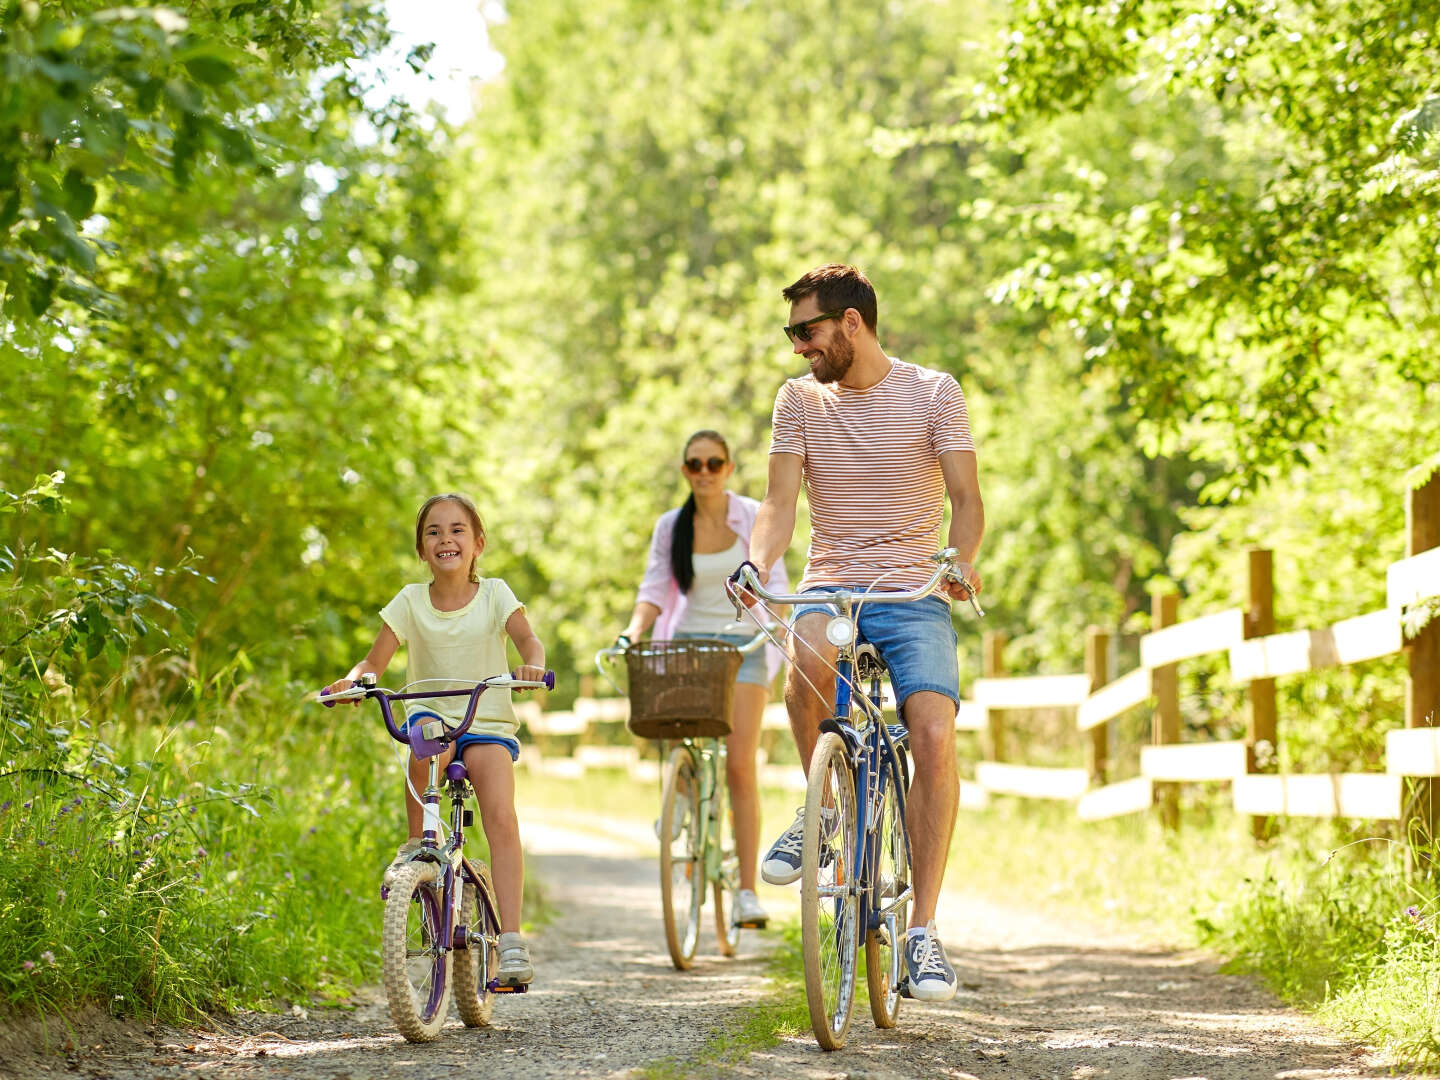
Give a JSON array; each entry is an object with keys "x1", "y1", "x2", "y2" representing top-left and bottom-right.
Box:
[
  {"x1": 748, "y1": 452, "x2": 803, "y2": 578},
  {"x1": 939, "y1": 449, "x2": 984, "y2": 597}
]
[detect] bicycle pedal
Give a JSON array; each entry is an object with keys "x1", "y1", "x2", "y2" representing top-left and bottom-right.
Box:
[
  {"x1": 898, "y1": 977, "x2": 913, "y2": 999},
  {"x1": 486, "y1": 978, "x2": 531, "y2": 994}
]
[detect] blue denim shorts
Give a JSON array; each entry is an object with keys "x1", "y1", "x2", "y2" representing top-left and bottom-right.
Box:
[
  {"x1": 405, "y1": 711, "x2": 521, "y2": 761},
  {"x1": 675, "y1": 630, "x2": 769, "y2": 686},
  {"x1": 791, "y1": 591, "x2": 959, "y2": 714}
]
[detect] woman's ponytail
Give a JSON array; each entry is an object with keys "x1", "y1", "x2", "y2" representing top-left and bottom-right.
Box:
[{"x1": 670, "y1": 493, "x2": 697, "y2": 593}]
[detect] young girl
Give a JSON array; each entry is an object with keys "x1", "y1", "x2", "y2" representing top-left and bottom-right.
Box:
[{"x1": 325, "y1": 493, "x2": 546, "y2": 987}]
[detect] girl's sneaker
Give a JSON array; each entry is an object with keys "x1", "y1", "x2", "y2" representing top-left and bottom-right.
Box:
[
  {"x1": 383, "y1": 838, "x2": 423, "y2": 887},
  {"x1": 733, "y1": 889, "x2": 769, "y2": 929},
  {"x1": 497, "y1": 932, "x2": 534, "y2": 987}
]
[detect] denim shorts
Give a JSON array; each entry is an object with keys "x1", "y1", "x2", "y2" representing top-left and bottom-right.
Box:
[
  {"x1": 405, "y1": 710, "x2": 521, "y2": 761},
  {"x1": 791, "y1": 591, "x2": 959, "y2": 714},
  {"x1": 675, "y1": 630, "x2": 769, "y2": 687}
]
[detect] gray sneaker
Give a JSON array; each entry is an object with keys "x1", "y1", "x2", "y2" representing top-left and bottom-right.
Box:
[
  {"x1": 733, "y1": 889, "x2": 769, "y2": 929},
  {"x1": 382, "y1": 837, "x2": 423, "y2": 887},
  {"x1": 760, "y1": 809, "x2": 806, "y2": 885},
  {"x1": 497, "y1": 932, "x2": 533, "y2": 987},
  {"x1": 902, "y1": 921, "x2": 957, "y2": 1002}
]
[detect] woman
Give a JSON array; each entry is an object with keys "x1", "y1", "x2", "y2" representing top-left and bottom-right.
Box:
[{"x1": 619, "y1": 429, "x2": 789, "y2": 930}]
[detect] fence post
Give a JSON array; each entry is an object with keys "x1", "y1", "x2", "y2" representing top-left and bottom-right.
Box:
[
  {"x1": 1245, "y1": 549, "x2": 1277, "y2": 840},
  {"x1": 1152, "y1": 591, "x2": 1180, "y2": 830},
  {"x1": 983, "y1": 631, "x2": 1007, "y2": 763},
  {"x1": 1085, "y1": 626, "x2": 1110, "y2": 785},
  {"x1": 1407, "y1": 470, "x2": 1440, "y2": 869}
]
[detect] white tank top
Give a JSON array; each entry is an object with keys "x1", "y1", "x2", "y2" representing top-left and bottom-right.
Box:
[{"x1": 674, "y1": 536, "x2": 748, "y2": 635}]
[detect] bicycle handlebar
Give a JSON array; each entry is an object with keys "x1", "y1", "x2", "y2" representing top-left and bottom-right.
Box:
[
  {"x1": 317, "y1": 670, "x2": 556, "y2": 747},
  {"x1": 728, "y1": 548, "x2": 985, "y2": 618}
]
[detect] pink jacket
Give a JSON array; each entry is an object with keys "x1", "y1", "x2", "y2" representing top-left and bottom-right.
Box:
[{"x1": 636, "y1": 491, "x2": 790, "y2": 681}]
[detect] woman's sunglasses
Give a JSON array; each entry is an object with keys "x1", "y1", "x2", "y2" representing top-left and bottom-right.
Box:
[
  {"x1": 782, "y1": 310, "x2": 844, "y2": 343},
  {"x1": 683, "y1": 457, "x2": 729, "y2": 474}
]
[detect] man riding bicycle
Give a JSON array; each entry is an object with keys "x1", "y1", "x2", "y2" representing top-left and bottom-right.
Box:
[{"x1": 740, "y1": 262, "x2": 984, "y2": 1003}]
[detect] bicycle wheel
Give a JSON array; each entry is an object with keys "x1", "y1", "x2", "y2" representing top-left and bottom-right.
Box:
[
  {"x1": 801, "y1": 732, "x2": 859, "y2": 1050},
  {"x1": 382, "y1": 860, "x2": 452, "y2": 1042},
  {"x1": 709, "y1": 776, "x2": 741, "y2": 957},
  {"x1": 865, "y1": 760, "x2": 911, "y2": 1028},
  {"x1": 453, "y1": 862, "x2": 500, "y2": 1026},
  {"x1": 659, "y1": 745, "x2": 704, "y2": 970}
]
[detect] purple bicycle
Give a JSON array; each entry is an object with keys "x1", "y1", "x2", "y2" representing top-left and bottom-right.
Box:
[{"x1": 320, "y1": 670, "x2": 554, "y2": 1042}]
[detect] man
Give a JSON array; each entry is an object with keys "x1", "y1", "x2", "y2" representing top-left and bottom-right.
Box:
[{"x1": 743, "y1": 263, "x2": 984, "y2": 1002}]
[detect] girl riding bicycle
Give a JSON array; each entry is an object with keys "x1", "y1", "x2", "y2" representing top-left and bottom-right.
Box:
[
  {"x1": 618, "y1": 429, "x2": 790, "y2": 930},
  {"x1": 324, "y1": 493, "x2": 546, "y2": 987}
]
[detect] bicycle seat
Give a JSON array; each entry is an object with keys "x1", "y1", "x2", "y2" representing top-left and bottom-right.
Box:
[{"x1": 855, "y1": 643, "x2": 886, "y2": 682}]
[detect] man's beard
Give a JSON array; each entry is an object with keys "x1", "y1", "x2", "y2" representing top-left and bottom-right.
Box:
[{"x1": 811, "y1": 331, "x2": 855, "y2": 384}]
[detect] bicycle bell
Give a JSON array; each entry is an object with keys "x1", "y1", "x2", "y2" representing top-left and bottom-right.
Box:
[{"x1": 825, "y1": 614, "x2": 856, "y2": 647}]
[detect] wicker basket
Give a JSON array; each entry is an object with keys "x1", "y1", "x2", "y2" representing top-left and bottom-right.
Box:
[{"x1": 624, "y1": 639, "x2": 742, "y2": 739}]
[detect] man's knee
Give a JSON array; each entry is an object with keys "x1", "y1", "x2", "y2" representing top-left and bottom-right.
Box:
[{"x1": 903, "y1": 692, "x2": 958, "y2": 760}]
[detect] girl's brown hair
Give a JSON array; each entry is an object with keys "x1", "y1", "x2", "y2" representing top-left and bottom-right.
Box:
[{"x1": 414, "y1": 493, "x2": 487, "y2": 583}]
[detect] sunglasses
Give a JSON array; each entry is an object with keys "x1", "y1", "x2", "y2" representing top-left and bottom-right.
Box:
[
  {"x1": 783, "y1": 310, "x2": 844, "y2": 344},
  {"x1": 683, "y1": 456, "x2": 729, "y2": 474}
]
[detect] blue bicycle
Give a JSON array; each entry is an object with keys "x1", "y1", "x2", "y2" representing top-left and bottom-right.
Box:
[{"x1": 730, "y1": 550, "x2": 982, "y2": 1049}]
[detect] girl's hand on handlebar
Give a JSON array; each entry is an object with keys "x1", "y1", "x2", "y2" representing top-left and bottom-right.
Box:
[
  {"x1": 510, "y1": 665, "x2": 549, "y2": 691},
  {"x1": 320, "y1": 678, "x2": 361, "y2": 707},
  {"x1": 941, "y1": 563, "x2": 982, "y2": 602}
]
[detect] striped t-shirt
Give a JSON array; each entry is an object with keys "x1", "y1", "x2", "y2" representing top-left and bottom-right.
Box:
[{"x1": 770, "y1": 358, "x2": 976, "y2": 591}]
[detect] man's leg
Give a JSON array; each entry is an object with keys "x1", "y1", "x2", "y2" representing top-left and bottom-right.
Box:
[
  {"x1": 901, "y1": 690, "x2": 959, "y2": 928},
  {"x1": 784, "y1": 611, "x2": 837, "y2": 774},
  {"x1": 761, "y1": 611, "x2": 837, "y2": 885}
]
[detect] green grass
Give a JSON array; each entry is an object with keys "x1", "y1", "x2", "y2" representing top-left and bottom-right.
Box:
[{"x1": 0, "y1": 684, "x2": 547, "y2": 1022}]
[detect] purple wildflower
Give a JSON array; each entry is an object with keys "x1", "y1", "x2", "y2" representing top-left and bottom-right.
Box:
[
  {"x1": 22, "y1": 961, "x2": 34, "y2": 972},
  {"x1": 41, "y1": 951, "x2": 55, "y2": 966},
  {"x1": 196, "y1": 847, "x2": 207, "y2": 859},
  {"x1": 0, "y1": 801, "x2": 11, "y2": 813}
]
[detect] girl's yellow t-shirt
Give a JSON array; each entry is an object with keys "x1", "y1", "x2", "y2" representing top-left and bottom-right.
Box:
[{"x1": 379, "y1": 579, "x2": 524, "y2": 736}]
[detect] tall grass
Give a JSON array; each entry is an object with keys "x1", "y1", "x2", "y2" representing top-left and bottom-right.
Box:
[{"x1": 0, "y1": 681, "x2": 400, "y2": 1020}]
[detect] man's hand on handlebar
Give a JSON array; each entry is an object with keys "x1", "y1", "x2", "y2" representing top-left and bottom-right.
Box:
[
  {"x1": 727, "y1": 561, "x2": 762, "y2": 612},
  {"x1": 940, "y1": 563, "x2": 982, "y2": 603}
]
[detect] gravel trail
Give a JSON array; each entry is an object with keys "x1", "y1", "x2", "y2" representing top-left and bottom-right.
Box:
[{"x1": 1, "y1": 806, "x2": 1428, "y2": 1080}]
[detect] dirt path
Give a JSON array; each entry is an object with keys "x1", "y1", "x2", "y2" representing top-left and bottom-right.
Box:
[{"x1": 2, "y1": 808, "x2": 1428, "y2": 1080}]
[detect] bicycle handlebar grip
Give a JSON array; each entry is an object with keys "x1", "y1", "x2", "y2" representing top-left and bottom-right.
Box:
[{"x1": 544, "y1": 670, "x2": 556, "y2": 691}]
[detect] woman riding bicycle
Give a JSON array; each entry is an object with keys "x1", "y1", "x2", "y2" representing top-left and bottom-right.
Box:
[{"x1": 618, "y1": 429, "x2": 790, "y2": 930}]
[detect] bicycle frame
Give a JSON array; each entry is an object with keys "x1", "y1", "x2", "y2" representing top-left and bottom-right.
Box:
[{"x1": 816, "y1": 599, "x2": 914, "y2": 982}]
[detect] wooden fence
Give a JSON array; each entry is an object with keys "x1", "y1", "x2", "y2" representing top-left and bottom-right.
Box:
[
  {"x1": 955, "y1": 464, "x2": 1440, "y2": 842},
  {"x1": 518, "y1": 465, "x2": 1440, "y2": 841}
]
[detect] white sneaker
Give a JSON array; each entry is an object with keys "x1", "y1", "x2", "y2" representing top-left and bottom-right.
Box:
[
  {"x1": 497, "y1": 932, "x2": 533, "y2": 987},
  {"x1": 733, "y1": 889, "x2": 768, "y2": 929},
  {"x1": 902, "y1": 921, "x2": 958, "y2": 1002}
]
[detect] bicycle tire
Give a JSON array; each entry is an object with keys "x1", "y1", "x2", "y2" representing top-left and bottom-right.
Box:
[
  {"x1": 453, "y1": 862, "x2": 500, "y2": 1026},
  {"x1": 382, "y1": 860, "x2": 452, "y2": 1042},
  {"x1": 865, "y1": 756, "x2": 910, "y2": 1028},
  {"x1": 711, "y1": 779, "x2": 741, "y2": 956},
  {"x1": 801, "y1": 732, "x2": 859, "y2": 1050},
  {"x1": 659, "y1": 745, "x2": 704, "y2": 970}
]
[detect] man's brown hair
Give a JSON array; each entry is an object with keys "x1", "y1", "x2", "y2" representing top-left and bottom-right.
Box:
[{"x1": 782, "y1": 263, "x2": 878, "y2": 335}]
